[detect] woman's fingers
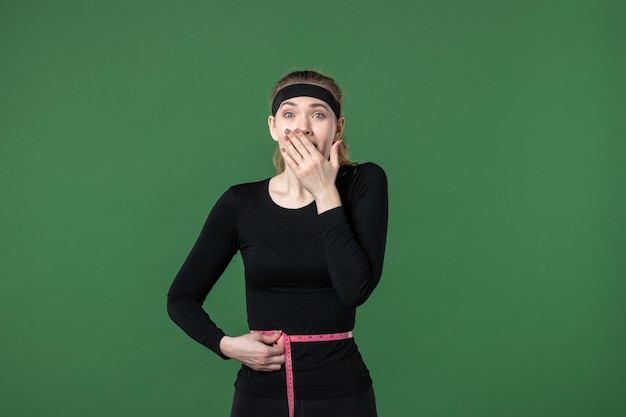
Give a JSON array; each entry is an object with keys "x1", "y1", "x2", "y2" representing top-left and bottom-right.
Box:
[
  {"x1": 329, "y1": 139, "x2": 342, "y2": 169},
  {"x1": 250, "y1": 333, "x2": 285, "y2": 371},
  {"x1": 256, "y1": 330, "x2": 283, "y2": 345},
  {"x1": 219, "y1": 333, "x2": 286, "y2": 372},
  {"x1": 280, "y1": 128, "x2": 340, "y2": 202},
  {"x1": 281, "y1": 130, "x2": 316, "y2": 172},
  {"x1": 286, "y1": 129, "x2": 317, "y2": 158},
  {"x1": 281, "y1": 141, "x2": 300, "y2": 169},
  {"x1": 285, "y1": 129, "x2": 328, "y2": 163}
]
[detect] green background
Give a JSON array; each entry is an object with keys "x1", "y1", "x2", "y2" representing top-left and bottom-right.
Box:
[{"x1": 1, "y1": 0, "x2": 624, "y2": 416}]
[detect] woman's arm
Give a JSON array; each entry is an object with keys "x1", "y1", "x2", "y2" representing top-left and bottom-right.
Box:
[
  {"x1": 280, "y1": 130, "x2": 388, "y2": 307},
  {"x1": 167, "y1": 188, "x2": 287, "y2": 369},
  {"x1": 166, "y1": 189, "x2": 238, "y2": 357},
  {"x1": 317, "y1": 163, "x2": 389, "y2": 308}
]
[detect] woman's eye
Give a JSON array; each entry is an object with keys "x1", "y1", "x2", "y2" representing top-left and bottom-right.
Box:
[
  {"x1": 283, "y1": 111, "x2": 294, "y2": 118},
  {"x1": 313, "y1": 113, "x2": 325, "y2": 119}
]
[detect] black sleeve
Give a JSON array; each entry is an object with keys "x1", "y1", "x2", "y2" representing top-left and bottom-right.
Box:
[
  {"x1": 316, "y1": 163, "x2": 389, "y2": 308},
  {"x1": 166, "y1": 188, "x2": 238, "y2": 358}
]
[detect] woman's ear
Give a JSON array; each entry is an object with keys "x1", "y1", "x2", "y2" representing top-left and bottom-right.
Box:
[
  {"x1": 268, "y1": 115, "x2": 279, "y2": 142},
  {"x1": 334, "y1": 117, "x2": 345, "y2": 142}
]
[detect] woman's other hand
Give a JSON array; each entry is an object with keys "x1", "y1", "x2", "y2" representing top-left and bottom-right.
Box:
[{"x1": 219, "y1": 331, "x2": 285, "y2": 371}]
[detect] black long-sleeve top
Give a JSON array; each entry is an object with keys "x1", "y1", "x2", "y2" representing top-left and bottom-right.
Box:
[{"x1": 167, "y1": 162, "x2": 388, "y2": 400}]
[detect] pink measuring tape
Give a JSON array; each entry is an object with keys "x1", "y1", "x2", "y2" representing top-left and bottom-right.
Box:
[{"x1": 253, "y1": 330, "x2": 353, "y2": 417}]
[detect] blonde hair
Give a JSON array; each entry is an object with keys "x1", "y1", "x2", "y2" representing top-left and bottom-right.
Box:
[{"x1": 270, "y1": 70, "x2": 350, "y2": 173}]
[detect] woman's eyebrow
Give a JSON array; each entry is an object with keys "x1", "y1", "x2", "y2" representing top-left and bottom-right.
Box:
[
  {"x1": 279, "y1": 101, "x2": 330, "y2": 110},
  {"x1": 309, "y1": 103, "x2": 330, "y2": 110}
]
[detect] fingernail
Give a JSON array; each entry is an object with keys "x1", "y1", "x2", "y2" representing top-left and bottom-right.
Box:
[
  {"x1": 294, "y1": 128, "x2": 300, "y2": 133},
  {"x1": 284, "y1": 128, "x2": 290, "y2": 134},
  {"x1": 280, "y1": 147, "x2": 286, "y2": 153}
]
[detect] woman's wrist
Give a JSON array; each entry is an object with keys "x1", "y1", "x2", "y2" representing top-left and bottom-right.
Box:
[
  {"x1": 219, "y1": 335, "x2": 233, "y2": 358},
  {"x1": 314, "y1": 188, "x2": 342, "y2": 214}
]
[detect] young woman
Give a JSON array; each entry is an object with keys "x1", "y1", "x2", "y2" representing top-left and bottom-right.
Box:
[{"x1": 167, "y1": 70, "x2": 388, "y2": 417}]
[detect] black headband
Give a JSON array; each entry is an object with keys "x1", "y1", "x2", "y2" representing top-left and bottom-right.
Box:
[{"x1": 271, "y1": 83, "x2": 341, "y2": 118}]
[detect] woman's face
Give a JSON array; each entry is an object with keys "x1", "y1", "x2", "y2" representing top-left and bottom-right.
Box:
[{"x1": 268, "y1": 96, "x2": 344, "y2": 160}]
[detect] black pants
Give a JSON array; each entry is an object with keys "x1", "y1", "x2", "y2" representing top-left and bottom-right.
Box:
[{"x1": 229, "y1": 385, "x2": 378, "y2": 417}]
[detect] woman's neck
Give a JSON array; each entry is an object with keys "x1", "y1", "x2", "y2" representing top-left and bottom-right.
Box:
[{"x1": 269, "y1": 168, "x2": 314, "y2": 209}]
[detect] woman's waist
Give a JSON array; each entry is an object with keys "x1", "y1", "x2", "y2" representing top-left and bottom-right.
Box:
[
  {"x1": 245, "y1": 290, "x2": 356, "y2": 333},
  {"x1": 234, "y1": 346, "x2": 372, "y2": 400}
]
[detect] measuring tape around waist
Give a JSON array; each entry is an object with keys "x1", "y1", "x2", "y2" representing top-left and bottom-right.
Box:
[{"x1": 251, "y1": 330, "x2": 354, "y2": 417}]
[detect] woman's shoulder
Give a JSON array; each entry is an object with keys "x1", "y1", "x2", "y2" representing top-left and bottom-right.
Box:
[
  {"x1": 336, "y1": 162, "x2": 387, "y2": 201},
  {"x1": 223, "y1": 178, "x2": 270, "y2": 205},
  {"x1": 229, "y1": 177, "x2": 269, "y2": 192},
  {"x1": 338, "y1": 162, "x2": 387, "y2": 182}
]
